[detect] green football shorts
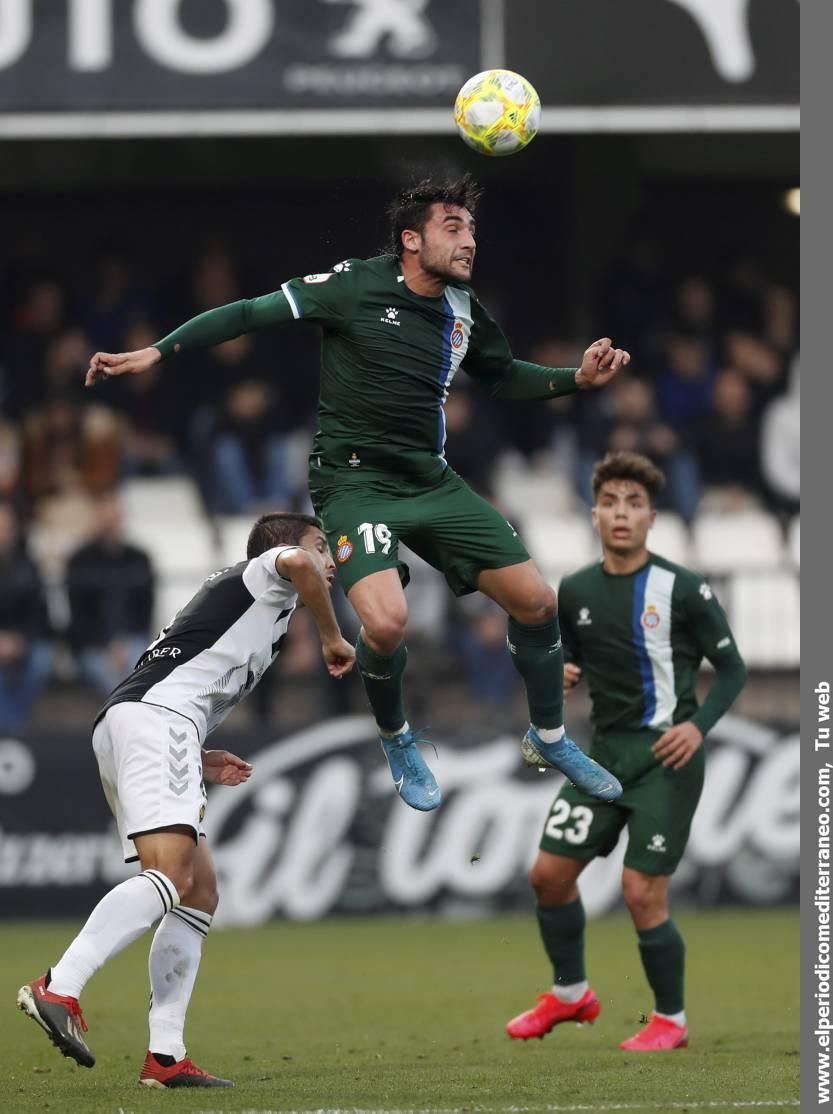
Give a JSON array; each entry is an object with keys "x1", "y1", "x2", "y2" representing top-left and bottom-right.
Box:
[
  {"x1": 309, "y1": 464, "x2": 530, "y2": 596},
  {"x1": 538, "y1": 731, "x2": 706, "y2": 876}
]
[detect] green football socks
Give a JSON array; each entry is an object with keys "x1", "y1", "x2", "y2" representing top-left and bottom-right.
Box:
[
  {"x1": 356, "y1": 633, "x2": 408, "y2": 734},
  {"x1": 536, "y1": 899, "x2": 587, "y2": 985},
  {"x1": 507, "y1": 616, "x2": 564, "y2": 731},
  {"x1": 637, "y1": 919, "x2": 685, "y2": 1015}
]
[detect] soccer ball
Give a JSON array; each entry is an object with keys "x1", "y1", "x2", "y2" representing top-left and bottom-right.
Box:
[{"x1": 453, "y1": 69, "x2": 541, "y2": 157}]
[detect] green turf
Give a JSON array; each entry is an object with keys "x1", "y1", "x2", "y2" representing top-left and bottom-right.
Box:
[{"x1": 2, "y1": 910, "x2": 798, "y2": 1113}]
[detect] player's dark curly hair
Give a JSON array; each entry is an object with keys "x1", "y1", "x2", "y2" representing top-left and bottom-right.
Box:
[
  {"x1": 388, "y1": 173, "x2": 483, "y2": 257},
  {"x1": 247, "y1": 512, "x2": 323, "y2": 558},
  {"x1": 591, "y1": 451, "x2": 666, "y2": 505}
]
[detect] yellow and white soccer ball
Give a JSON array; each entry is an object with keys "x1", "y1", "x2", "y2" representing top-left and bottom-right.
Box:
[{"x1": 453, "y1": 69, "x2": 541, "y2": 157}]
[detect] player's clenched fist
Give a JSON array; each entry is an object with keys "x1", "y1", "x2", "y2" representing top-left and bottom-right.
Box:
[
  {"x1": 576, "y1": 337, "x2": 631, "y2": 389},
  {"x1": 563, "y1": 662, "x2": 583, "y2": 694},
  {"x1": 323, "y1": 637, "x2": 356, "y2": 679},
  {"x1": 86, "y1": 346, "x2": 161, "y2": 387}
]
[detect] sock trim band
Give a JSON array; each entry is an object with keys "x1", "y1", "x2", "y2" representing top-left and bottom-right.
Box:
[
  {"x1": 171, "y1": 908, "x2": 209, "y2": 937},
  {"x1": 141, "y1": 871, "x2": 176, "y2": 914}
]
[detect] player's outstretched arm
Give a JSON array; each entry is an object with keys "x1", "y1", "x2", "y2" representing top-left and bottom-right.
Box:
[
  {"x1": 85, "y1": 289, "x2": 295, "y2": 387},
  {"x1": 276, "y1": 550, "x2": 356, "y2": 679}
]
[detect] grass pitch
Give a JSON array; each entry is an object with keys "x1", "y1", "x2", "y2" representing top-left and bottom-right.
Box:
[{"x1": 2, "y1": 909, "x2": 798, "y2": 1114}]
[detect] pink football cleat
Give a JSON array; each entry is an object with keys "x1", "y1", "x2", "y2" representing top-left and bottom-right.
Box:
[
  {"x1": 620, "y1": 1012, "x2": 688, "y2": 1051},
  {"x1": 506, "y1": 988, "x2": 601, "y2": 1040}
]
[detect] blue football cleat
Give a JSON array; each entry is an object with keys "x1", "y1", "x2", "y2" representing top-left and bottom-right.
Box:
[
  {"x1": 521, "y1": 727, "x2": 623, "y2": 802},
  {"x1": 380, "y1": 727, "x2": 442, "y2": 812}
]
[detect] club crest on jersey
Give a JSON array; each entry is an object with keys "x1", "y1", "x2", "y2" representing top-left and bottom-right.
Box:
[
  {"x1": 641, "y1": 604, "x2": 661, "y2": 629},
  {"x1": 336, "y1": 535, "x2": 353, "y2": 563},
  {"x1": 451, "y1": 321, "x2": 465, "y2": 349}
]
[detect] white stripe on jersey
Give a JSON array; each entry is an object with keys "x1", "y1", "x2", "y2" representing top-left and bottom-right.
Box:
[
  {"x1": 642, "y1": 565, "x2": 677, "y2": 729},
  {"x1": 442, "y1": 287, "x2": 473, "y2": 388},
  {"x1": 280, "y1": 283, "x2": 301, "y2": 320}
]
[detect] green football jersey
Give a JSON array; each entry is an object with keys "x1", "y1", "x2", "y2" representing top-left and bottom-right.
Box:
[
  {"x1": 281, "y1": 255, "x2": 572, "y2": 484},
  {"x1": 155, "y1": 254, "x2": 580, "y2": 489},
  {"x1": 559, "y1": 553, "x2": 746, "y2": 738}
]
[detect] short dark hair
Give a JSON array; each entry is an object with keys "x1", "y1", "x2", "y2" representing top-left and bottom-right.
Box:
[
  {"x1": 591, "y1": 451, "x2": 666, "y2": 505},
  {"x1": 388, "y1": 173, "x2": 483, "y2": 258},
  {"x1": 247, "y1": 512, "x2": 323, "y2": 559}
]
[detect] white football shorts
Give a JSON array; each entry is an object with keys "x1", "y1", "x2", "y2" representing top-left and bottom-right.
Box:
[{"x1": 92, "y1": 702, "x2": 207, "y2": 863}]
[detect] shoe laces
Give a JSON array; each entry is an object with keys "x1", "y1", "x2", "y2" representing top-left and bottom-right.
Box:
[
  {"x1": 66, "y1": 999, "x2": 89, "y2": 1033},
  {"x1": 179, "y1": 1058, "x2": 210, "y2": 1077}
]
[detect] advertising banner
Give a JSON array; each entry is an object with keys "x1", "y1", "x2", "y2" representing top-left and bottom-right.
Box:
[
  {"x1": 0, "y1": 0, "x2": 798, "y2": 134},
  {"x1": 0, "y1": 713, "x2": 799, "y2": 922}
]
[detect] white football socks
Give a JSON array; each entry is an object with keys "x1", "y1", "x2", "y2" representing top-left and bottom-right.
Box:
[
  {"x1": 49, "y1": 870, "x2": 180, "y2": 1000},
  {"x1": 655, "y1": 1009, "x2": 687, "y2": 1027},
  {"x1": 148, "y1": 906, "x2": 213, "y2": 1060},
  {"x1": 553, "y1": 980, "x2": 589, "y2": 1004},
  {"x1": 533, "y1": 725, "x2": 566, "y2": 744}
]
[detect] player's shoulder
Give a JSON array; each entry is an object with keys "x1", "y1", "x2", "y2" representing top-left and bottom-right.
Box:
[{"x1": 649, "y1": 553, "x2": 712, "y2": 600}]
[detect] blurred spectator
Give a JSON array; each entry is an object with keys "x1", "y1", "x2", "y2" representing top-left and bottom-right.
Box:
[
  {"x1": 66, "y1": 491, "x2": 154, "y2": 698},
  {"x1": 724, "y1": 331, "x2": 783, "y2": 402},
  {"x1": 117, "y1": 323, "x2": 182, "y2": 477},
  {"x1": 0, "y1": 502, "x2": 51, "y2": 731},
  {"x1": 672, "y1": 276, "x2": 718, "y2": 348},
  {"x1": 577, "y1": 376, "x2": 700, "y2": 521},
  {"x1": 448, "y1": 594, "x2": 518, "y2": 707},
  {"x1": 761, "y1": 355, "x2": 800, "y2": 509},
  {"x1": 6, "y1": 279, "x2": 65, "y2": 416},
  {"x1": 764, "y1": 285, "x2": 799, "y2": 361},
  {"x1": 0, "y1": 422, "x2": 26, "y2": 518},
  {"x1": 692, "y1": 370, "x2": 764, "y2": 511},
  {"x1": 75, "y1": 254, "x2": 151, "y2": 353},
  {"x1": 23, "y1": 400, "x2": 123, "y2": 503},
  {"x1": 192, "y1": 335, "x2": 302, "y2": 514},
  {"x1": 654, "y1": 333, "x2": 717, "y2": 432}
]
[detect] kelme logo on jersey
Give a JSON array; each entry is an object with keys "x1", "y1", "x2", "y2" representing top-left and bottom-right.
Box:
[
  {"x1": 381, "y1": 306, "x2": 401, "y2": 326},
  {"x1": 577, "y1": 608, "x2": 592, "y2": 626},
  {"x1": 450, "y1": 321, "x2": 465, "y2": 349},
  {"x1": 641, "y1": 604, "x2": 661, "y2": 629},
  {"x1": 336, "y1": 535, "x2": 354, "y2": 563},
  {"x1": 647, "y1": 833, "x2": 667, "y2": 853},
  {"x1": 303, "y1": 273, "x2": 333, "y2": 284}
]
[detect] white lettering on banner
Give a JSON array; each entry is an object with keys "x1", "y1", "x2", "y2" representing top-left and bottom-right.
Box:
[
  {"x1": 0, "y1": 739, "x2": 36, "y2": 794},
  {"x1": 69, "y1": 0, "x2": 112, "y2": 71},
  {"x1": 324, "y1": 0, "x2": 436, "y2": 61},
  {"x1": 0, "y1": 714, "x2": 799, "y2": 917},
  {"x1": 202, "y1": 712, "x2": 800, "y2": 925},
  {"x1": 0, "y1": 0, "x2": 30, "y2": 69},
  {"x1": 134, "y1": 0, "x2": 273, "y2": 74},
  {"x1": 0, "y1": 827, "x2": 131, "y2": 886}
]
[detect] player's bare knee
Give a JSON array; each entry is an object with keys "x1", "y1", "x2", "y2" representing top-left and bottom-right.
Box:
[
  {"x1": 622, "y1": 876, "x2": 666, "y2": 925},
  {"x1": 529, "y1": 861, "x2": 573, "y2": 905},
  {"x1": 363, "y1": 612, "x2": 407, "y2": 654},
  {"x1": 183, "y1": 879, "x2": 219, "y2": 916},
  {"x1": 513, "y1": 586, "x2": 557, "y2": 626}
]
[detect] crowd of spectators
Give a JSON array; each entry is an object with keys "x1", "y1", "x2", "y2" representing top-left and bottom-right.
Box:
[{"x1": 0, "y1": 239, "x2": 799, "y2": 731}]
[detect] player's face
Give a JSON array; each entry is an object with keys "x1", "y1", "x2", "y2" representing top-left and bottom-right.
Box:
[
  {"x1": 300, "y1": 527, "x2": 336, "y2": 587},
  {"x1": 415, "y1": 204, "x2": 477, "y2": 282},
  {"x1": 592, "y1": 480, "x2": 656, "y2": 555}
]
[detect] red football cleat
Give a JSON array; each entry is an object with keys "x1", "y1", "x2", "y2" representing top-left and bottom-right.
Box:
[
  {"x1": 139, "y1": 1051, "x2": 234, "y2": 1088},
  {"x1": 619, "y1": 1012, "x2": 688, "y2": 1051},
  {"x1": 506, "y1": 988, "x2": 601, "y2": 1040},
  {"x1": 17, "y1": 973, "x2": 95, "y2": 1068}
]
